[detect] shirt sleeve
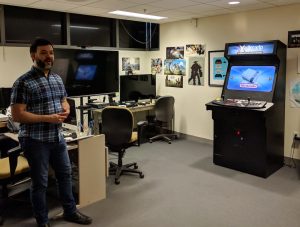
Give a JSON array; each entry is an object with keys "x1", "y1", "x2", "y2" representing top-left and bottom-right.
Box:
[{"x1": 10, "y1": 78, "x2": 28, "y2": 105}]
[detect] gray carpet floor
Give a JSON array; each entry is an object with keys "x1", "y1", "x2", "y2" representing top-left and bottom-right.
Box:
[{"x1": 3, "y1": 139, "x2": 300, "y2": 227}]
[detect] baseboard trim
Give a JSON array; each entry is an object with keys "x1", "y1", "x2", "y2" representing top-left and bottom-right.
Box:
[{"x1": 177, "y1": 132, "x2": 213, "y2": 145}]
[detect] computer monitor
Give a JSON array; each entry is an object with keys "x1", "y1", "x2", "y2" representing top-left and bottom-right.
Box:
[
  {"x1": 62, "y1": 98, "x2": 77, "y2": 131},
  {"x1": 0, "y1": 88, "x2": 12, "y2": 110},
  {"x1": 120, "y1": 74, "x2": 156, "y2": 102},
  {"x1": 226, "y1": 65, "x2": 276, "y2": 92}
]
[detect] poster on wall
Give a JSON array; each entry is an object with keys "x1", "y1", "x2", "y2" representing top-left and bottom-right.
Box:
[
  {"x1": 122, "y1": 57, "x2": 140, "y2": 75},
  {"x1": 166, "y1": 46, "x2": 184, "y2": 59},
  {"x1": 151, "y1": 58, "x2": 162, "y2": 75},
  {"x1": 290, "y1": 78, "x2": 300, "y2": 107},
  {"x1": 288, "y1": 30, "x2": 300, "y2": 48},
  {"x1": 164, "y1": 59, "x2": 186, "y2": 76},
  {"x1": 165, "y1": 75, "x2": 183, "y2": 88},
  {"x1": 208, "y1": 50, "x2": 228, "y2": 87},
  {"x1": 188, "y1": 57, "x2": 204, "y2": 86},
  {"x1": 186, "y1": 44, "x2": 206, "y2": 56}
]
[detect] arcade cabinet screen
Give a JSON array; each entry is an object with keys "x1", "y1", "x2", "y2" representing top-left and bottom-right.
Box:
[
  {"x1": 227, "y1": 66, "x2": 276, "y2": 92},
  {"x1": 75, "y1": 65, "x2": 97, "y2": 81}
]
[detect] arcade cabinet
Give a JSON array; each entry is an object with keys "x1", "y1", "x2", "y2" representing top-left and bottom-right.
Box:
[{"x1": 206, "y1": 40, "x2": 286, "y2": 178}]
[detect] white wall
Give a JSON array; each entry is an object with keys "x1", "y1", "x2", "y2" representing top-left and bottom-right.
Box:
[
  {"x1": 0, "y1": 46, "x2": 32, "y2": 86},
  {"x1": 150, "y1": 4, "x2": 300, "y2": 158}
]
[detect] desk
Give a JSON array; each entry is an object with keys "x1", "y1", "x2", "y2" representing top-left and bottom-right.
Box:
[
  {"x1": 4, "y1": 133, "x2": 106, "y2": 207},
  {"x1": 92, "y1": 103, "x2": 155, "y2": 134},
  {"x1": 0, "y1": 122, "x2": 6, "y2": 128}
]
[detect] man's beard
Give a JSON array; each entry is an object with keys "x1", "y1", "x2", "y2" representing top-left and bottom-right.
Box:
[{"x1": 36, "y1": 59, "x2": 53, "y2": 70}]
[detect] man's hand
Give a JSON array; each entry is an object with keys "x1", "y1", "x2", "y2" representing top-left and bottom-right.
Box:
[{"x1": 47, "y1": 112, "x2": 68, "y2": 123}]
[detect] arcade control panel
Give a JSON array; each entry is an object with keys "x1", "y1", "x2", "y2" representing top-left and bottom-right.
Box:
[{"x1": 212, "y1": 98, "x2": 267, "y2": 109}]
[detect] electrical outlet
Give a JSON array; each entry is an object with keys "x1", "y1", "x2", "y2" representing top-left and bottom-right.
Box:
[
  {"x1": 294, "y1": 131, "x2": 300, "y2": 141},
  {"x1": 294, "y1": 131, "x2": 298, "y2": 137}
]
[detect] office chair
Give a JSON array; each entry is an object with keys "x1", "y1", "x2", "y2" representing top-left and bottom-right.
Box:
[
  {"x1": 148, "y1": 96, "x2": 178, "y2": 144},
  {"x1": 0, "y1": 134, "x2": 30, "y2": 225},
  {"x1": 101, "y1": 107, "x2": 144, "y2": 185}
]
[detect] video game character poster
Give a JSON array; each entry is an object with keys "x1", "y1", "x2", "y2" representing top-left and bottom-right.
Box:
[
  {"x1": 188, "y1": 57, "x2": 204, "y2": 86},
  {"x1": 166, "y1": 46, "x2": 184, "y2": 59},
  {"x1": 151, "y1": 58, "x2": 162, "y2": 75},
  {"x1": 165, "y1": 75, "x2": 183, "y2": 88},
  {"x1": 186, "y1": 44, "x2": 206, "y2": 56},
  {"x1": 164, "y1": 59, "x2": 186, "y2": 76}
]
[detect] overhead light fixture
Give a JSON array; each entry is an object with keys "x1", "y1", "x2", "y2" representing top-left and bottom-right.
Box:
[
  {"x1": 109, "y1": 10, "x2": 167, "y2": 20},
  {"x1": 228, "y1": 1, "x2": 240, "y2": 4}
]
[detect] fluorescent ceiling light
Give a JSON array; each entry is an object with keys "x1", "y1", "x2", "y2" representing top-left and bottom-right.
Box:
[
  {"x1": 228, "y1": 1, "x2": 240, "y2": 4},
  {"x1": 109, "y1": 10, "x2": 167, "y2": 20}
]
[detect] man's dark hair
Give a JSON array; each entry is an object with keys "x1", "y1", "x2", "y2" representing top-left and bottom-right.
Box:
[{"x1": 30, "y1": 38, "x2": 53, "y2": 54}]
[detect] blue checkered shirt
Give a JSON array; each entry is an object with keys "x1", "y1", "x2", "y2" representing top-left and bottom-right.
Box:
[{"x1": 11, "y1": 66, "x2": 67, "y2": 142}]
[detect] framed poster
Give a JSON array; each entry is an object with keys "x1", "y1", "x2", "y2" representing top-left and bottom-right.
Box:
[
  {"x1": 288, "y1": 30, "x2": 300, "y2": 48},
  {"x1": 208, "y1": 50, "x2": 228, "y2": 87}
]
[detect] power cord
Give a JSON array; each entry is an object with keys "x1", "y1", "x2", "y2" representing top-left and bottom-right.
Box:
[{"x1": 285, "y1": 134, "x2": 299, "y2": 168}]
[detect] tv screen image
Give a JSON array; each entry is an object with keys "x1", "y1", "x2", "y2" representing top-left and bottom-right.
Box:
[
  {"x1": 227, "y1": 65, "x2": 276, "y2": 92},
  {"x1": 75, "y1": 65, "x2": 97, "y2": 81}
]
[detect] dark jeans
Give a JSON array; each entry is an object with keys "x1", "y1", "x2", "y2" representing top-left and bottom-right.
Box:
[{"x1": 19, "y1": 137, "x2": 76, "y2": 225}]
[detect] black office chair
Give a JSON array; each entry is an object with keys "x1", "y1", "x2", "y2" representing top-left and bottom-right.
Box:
[
  {"x1": 102, "y1": 107, "x2": 144, "y2": 185},
  {"x1": 148, "y1": 96, "x2": 178, "y2": 144},
  {"x1": 0, "y1": 134, "x2": 30, "y2": 225}
]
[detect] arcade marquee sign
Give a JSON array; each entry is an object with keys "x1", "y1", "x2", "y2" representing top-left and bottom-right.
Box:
[{"x1": 227, "y1": 42, "x2": 275, "y2": 56}]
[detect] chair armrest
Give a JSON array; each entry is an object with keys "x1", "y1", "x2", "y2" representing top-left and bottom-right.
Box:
[
  {"x1": 7, "y1": 145, "x2": 22, "y2": 156},
  {"x1": 137, "y1": 121, "x2": 148, "y2": 127},
  {"x1": 7, "y1": 146, "x2": 22, "y2": 178}
]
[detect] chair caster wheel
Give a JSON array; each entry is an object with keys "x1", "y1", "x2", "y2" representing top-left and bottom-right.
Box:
[
  {"x1": 149, "y1": 140, "x2": 153, "y2": 143},
  {"x1": 115, "y1": 179, "x2": 120, "y2": 185},
  {"x1": 168, "y1": 141, "x2": 171, "y2": 144},
  {"x1": 140, "y1": 173, "x2": 144, "y2": 178},
  {"x1": 134, "y1": 164, "x2": 138, "y2": 169}
]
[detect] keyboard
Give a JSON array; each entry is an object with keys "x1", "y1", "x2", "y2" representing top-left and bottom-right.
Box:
[
  {"x1": 212, "y1": 99, "x2": 267, "y2": 109},
  {"x1": 88, "y1": 102, "x2": 110, "y2": 109}
]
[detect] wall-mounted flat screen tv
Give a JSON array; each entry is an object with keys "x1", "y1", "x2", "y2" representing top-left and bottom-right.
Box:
[
  {"x1": 52, "y1": 48, "x2": 119, "y2": 97},
  {"x1": 226, "y1": 65, "x2": 276, "y2": 92}
]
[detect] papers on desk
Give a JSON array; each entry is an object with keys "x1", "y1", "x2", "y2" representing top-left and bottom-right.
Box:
[
  {"x1": 65, "y1": 134, "x2": 93, "y2": 142},
  {"x1": 0, "y1": 114, "x2": 8, "y2": 122}
]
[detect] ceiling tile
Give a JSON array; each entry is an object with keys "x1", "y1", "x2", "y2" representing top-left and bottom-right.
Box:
[
  {"x1": 0, "y1": 0, "x2": 38, "y2": 6},
  {"x1": 260, "y1": 0, "x2": 300, "y2": 4},
  {"x1": 180, "y1": 3, "x2": 221, "y2": 13},
  {"x1": 122, "y1": 4, "x2": 163, "y2": 14},
  {"x1": 147, "y1": 0, "x2": 199, "y2": 9},
  {"x1": 29, "y1": 0, "x2": 77, "y2": 11},
  {"x1": 68, "y1": 5, "x2": 109, "y2": 15},
  {"x1": 85, "y1": 0, "x2": 137, "y2": 10},
  {"x1": 190, "y1": 0, "x2": 221, "y2": 3},
  {"x1": 122, "y1": 0, "x2": 159, "y2": 4},
  {"x1": 54, "y1": 0, "x2": 101, "y2": 6},
  {"x1": 155, "y1": 9, "x2": 198, "y2": 18}
]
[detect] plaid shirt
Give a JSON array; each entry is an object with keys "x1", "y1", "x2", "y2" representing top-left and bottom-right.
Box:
[{"x1": 11, "y1": 66, "x2": 67, "y2": 142}]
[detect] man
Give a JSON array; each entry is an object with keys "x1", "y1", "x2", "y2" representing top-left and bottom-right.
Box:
[{"x1": 10, "y1": 38, "x2": 92, "y2": 227}]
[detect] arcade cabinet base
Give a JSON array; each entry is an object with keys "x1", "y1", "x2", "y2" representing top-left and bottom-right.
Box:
[{"x1": 207, "y1": 102, "x2": 284, "y2": 178}]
